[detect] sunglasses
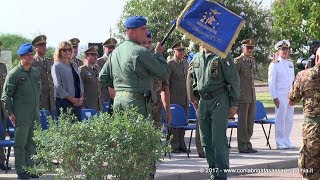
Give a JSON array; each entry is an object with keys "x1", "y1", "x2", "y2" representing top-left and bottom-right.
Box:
[
  {"x1": 280, "y1": 47, "x2": 289, "y2": 51},
  {"x1": 245, "y1": 46, "x2": 254, "y2": 50},
  {"x1": 61, "y1": 48, "x2": 72, "y2": 52}
]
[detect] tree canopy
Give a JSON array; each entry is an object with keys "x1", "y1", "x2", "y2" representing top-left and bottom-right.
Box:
[
  {"x1": 118, "y1": 0, "x2": 271, "y2": 62},
  {"x1": 271, "y1": 0, "x2": 320, "y2": 57},
  {"x1": 0, "y1": 33, "x2": 55, "y2": 66}
]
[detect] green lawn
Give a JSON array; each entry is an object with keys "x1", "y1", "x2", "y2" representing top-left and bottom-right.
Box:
[{"x1": 256, "y1": 92, "x2": 303, "y2": 108}]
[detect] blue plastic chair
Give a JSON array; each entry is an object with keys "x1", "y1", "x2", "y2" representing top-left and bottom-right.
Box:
[
  {"x1": 81, "y1": 109, "x2": 99, "y2": 121},
  {"x1": 167, "y1": 104, "x2": 196, "y2": 158},
  {"x1": 187, "y1": 103, "x2": 197, "y2": 123},
  {"x1": 6, "y1": 119, "x2": 14, "y2": 139},
  {"x1": 102, "y1": 102, "x2": 110, "y2": 113},
  {"x1": 254, "y1": 100, "x2": 276, "y2": 149},
  {"x1": 39, "y1": 110, "x2": 51, "y2": 130},
  {"x1": 227, "y1": 119, "x2": 238, "y2": 148},
  {"x1": 0, "y1": 121, "x2": 14, "y2": 173}
]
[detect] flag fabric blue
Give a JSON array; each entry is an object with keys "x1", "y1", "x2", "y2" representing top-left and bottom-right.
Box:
[{"x1": 176, "y1": 0, "x2": 244, "y2": 58}]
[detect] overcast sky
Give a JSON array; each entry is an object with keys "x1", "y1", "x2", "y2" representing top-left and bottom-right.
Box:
[{"x1": 0, "y1": 0, "x2": 272, "y2": 48}]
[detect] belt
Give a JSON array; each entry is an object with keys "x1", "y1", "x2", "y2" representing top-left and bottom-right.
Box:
[
  {"x1": 304, "y1": 117, "x2": 320, "y2": 124},
  {"x1": 116, "y1": 91, "x2": 150, "y2": 100},
  {"x1": 199, "y1": 86, "x2": 227, "y2": 100}
]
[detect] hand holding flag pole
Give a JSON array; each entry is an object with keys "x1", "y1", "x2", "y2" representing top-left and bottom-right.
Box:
[{"x1": 161, "y1": 20, "x2": 177, "y2": 46}]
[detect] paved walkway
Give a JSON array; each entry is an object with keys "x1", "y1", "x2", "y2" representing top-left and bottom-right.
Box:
[{"x1": 155, "y1": 113, "x2": 304, "y2": 180}]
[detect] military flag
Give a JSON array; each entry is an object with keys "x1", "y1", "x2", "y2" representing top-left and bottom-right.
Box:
[{"x1": 176, "y1": 0, "x2": 244, "y2": 58}]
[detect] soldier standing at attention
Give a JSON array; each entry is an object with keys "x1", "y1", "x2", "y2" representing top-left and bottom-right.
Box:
[
  {"x1": 97, "y1": 38, "x2": 117, "y2": 69},
  {"x1": 168, "y1": 41, "x2": 189, "y2": 153},
  {"x1": 0, "y1": 41, "x2": 11, "y2": 171},
  {"x1": 234, "y1": 39, "x2": 258, "y2": 153},
  {"x1": 69, "y1": 38, "x2": 83, "y2": 67},
  {"x1": 1, "y1": 44, "x2": 41, "y2": 179},
  {"x1": 31, "y1": 35, "x2": 55, "y2": 115},
  {"x1": 189, "y1": 45, "x2": 239, "y2": 180},
  {"x1": 97, "y1": 38, "x2": 117, "y2": 103},
  {"x1": 79, "y1": 46, "x2": 102, "y2": 111},
  {"x1": 141, "y1": 29, "x2": 171, "y2": 128},
  {"x1": 288, "y1": 47, "x2": 320, "y2": 180},
  {"x1": 99, "y1": 15, "x2": 169, "y2": 118},
  {"x1": 186, "y1": 45, "x2": 206, "y2": 158},
  {"x1": 268, "y1": 40, "x2": 295, "y2": 149}
]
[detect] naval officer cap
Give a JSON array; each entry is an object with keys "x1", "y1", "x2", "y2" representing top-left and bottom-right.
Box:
[
  {"x1": 124, "y1": 16, "x2": 147, "y2": 29},
  {"x1": 32, "y1": 35, "x2": 47, "y2": 46},
  {"x1": 274, "y1": 40, "x2": 290, "y2": 50},
  {"x1": 84, "y1": 46, "x2": 98, "y2": 54},
  {"x1": 17, "y1": 43, "x2": 33, "y2": 56},
  {"x1": 146, "y1": 29, "x2": 152, "y2": 38}
]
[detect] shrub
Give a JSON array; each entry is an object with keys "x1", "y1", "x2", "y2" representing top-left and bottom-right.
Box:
[{"x1": 30, "y1": 108, "x2": 168, "y2": 180}]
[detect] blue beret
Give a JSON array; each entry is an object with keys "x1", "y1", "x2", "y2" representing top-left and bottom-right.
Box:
[
  {"x1": 124, "y1": 16, "x2": 147, "y2": 29},
  {"x1": 147, "y1": 29, "x2": 152, "y2": 38},
  {"x1": 17, "y1": 43, "x2": 33, "y2": 56}
]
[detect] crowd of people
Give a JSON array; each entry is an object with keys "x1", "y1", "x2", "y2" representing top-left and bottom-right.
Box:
[{"x1": 0, "y1": 14, "x2": 318, "y2": 180}]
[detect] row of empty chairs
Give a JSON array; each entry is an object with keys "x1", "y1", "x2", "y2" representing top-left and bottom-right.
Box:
[{"x1": 227, "y1": 100, "x2": 275, "y2": 149}]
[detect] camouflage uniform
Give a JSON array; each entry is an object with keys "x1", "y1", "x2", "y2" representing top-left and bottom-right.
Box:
[
  {"x1": 151, "y1": 78, "x2": 168, "y2": 128},
  {"x1": 288, "y1": 64, "x2": 320, "y2": 179}
]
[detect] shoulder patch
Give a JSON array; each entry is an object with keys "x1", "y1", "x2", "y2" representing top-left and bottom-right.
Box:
[{"x1": 272, "y1": 59, "x2": 279, "y2": 63}]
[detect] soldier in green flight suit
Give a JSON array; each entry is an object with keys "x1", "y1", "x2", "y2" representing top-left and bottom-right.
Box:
[
  {"x1": 99, "y1": 16, "x2": 169, "y2": 118},
  {"x1": 1, "y1": 43, "x2": 41, "y2": 179},
  {"x1": 188, "y1": 46, "x2": 239, "y2": 180}
]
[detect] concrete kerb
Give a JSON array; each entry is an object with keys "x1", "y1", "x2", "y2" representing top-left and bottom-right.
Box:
[{"x1": 155, "y1": 158, "x2": 298, "y2": 180}]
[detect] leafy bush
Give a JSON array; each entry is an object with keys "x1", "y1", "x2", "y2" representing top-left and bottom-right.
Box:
[{"x1": 30, "y1": 108, "x2": 167, "y2": 180}]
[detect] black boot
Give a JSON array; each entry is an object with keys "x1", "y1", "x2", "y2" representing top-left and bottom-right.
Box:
[
  {"x1": 17, "y1": 172, "x2": 29, "y2": 179},
  {"x1": 0, "y1": 163, "x2": 11, "y2": 171}
]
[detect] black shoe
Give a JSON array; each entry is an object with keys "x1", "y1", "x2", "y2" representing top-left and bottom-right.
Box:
[
  {"x1": 239, "y1": 149, "x2": 251, "y2": 153},
  {"x1": 180, "y1": 148, "x2": 191, "y2": 153},
  {"x1": 198, "y1": 153, "x2": 206, "y2": 158},
  {"x1": 27, "y1": 172, "x2": 40, "y2": 178},
  {"x1": 171, "y1": 149, "x2": 181, "y2": 153},
  {"x1": 17, "y1": 172, "x2": 30, "y2": 179},
  {"x1": 0, "y1": 164, "x2": 11, "y2": 171},
  {"x1": 249, "y1": 149, "x2": 258, "y2": 153}
]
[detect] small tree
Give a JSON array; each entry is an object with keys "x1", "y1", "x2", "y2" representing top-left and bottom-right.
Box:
[
  {"x1": 271, "y1": 0, "x2": 320, "y2": 58},
  {"x1": 31, "y1": 108, "x2": 167, "y2": 180}
]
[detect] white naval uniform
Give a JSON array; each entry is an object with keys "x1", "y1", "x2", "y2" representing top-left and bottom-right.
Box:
[{"x1": 268, "y1": 57, "x2": 295, "y2": 148}]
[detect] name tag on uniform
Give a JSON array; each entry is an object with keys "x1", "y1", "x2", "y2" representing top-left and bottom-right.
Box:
[{"x1": 19, "y1": 77, "x2": 27, "y2": 81}]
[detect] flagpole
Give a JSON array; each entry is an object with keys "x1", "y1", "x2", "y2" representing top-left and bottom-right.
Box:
[{"x1": 161, "y1": 22, "x2": 176, "y2": 46}]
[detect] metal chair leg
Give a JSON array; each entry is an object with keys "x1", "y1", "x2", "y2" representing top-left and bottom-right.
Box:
[
  {"x1": 5, "y1": 147, "x2": 11, "y2": 173},
  {"x1": 187, "y1": 129, "x2": 193, "y2": 158},
  {"x1": 260, "y1": 124, "x2": 271, "y2": 149},
  {"x1": 228, "y1": 128, "x2": 233, "y2": 148}
]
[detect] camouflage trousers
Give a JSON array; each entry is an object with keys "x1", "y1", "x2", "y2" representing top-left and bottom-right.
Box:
[
  {"x1": 298, "y1": 123, "x2": 320, "y2": 180},
  {"x1": 151, "y1": 94, "x2": 163, "y2": 129}
]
